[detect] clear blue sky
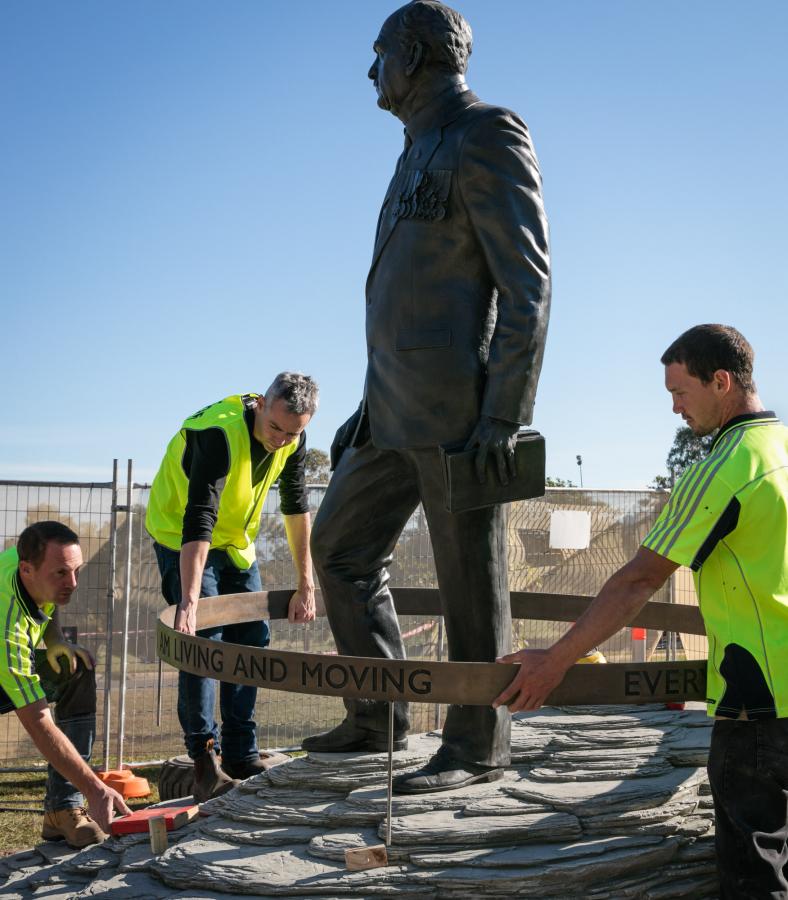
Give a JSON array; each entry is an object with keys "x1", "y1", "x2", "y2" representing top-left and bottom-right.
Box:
[{"x1": 2, "y1": 1, "x2": 786, "y2": 488}]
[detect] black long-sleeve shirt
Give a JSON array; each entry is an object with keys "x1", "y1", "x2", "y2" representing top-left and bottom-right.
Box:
[{"x1": 181, "y1": 406, "x2": 308, "y2": 545}]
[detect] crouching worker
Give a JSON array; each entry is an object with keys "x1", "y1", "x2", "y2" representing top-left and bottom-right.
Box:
[
  {"x1": 0, "y1": 521, "x2": 130, "y2": 848},
  {"x1": 146, "y1": 373, "x2": 319, "y2": 802}
]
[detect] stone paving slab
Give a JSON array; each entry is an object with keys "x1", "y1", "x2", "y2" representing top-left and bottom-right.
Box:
[
  {"x1": 528, "y1": 760, "x2": 673, "y2": 781},
  {"x1": 151, "y1": 837, "x2": 415, "y2": 895},
  {"x1": 385, "y1": 810, "x2": 582, "y2": 846},
  {"x1": 408, "y1": 836, "x2": 682, "y2": 897},
  {"x1": 344, "y1": 776, "x2": 522, "y2": 814},
  {"x1": 409, "y1": 833, "x2": 665, "y2": 868},
  {"x1": 308, "y1": 829, "x2": 411, "y2": 863},
  {"x1": 460, "y1": 795, "x2": 550, "y2": 816},
  {"x1": 200, "y1": 820, "x2": 324, "y2": 846},
  {"x1": 506, "y1": 767, "x2": 705, "y2": 814}
]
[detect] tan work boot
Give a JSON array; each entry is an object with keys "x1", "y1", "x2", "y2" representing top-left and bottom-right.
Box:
[
  {"x1": 41, "y1": 807, "x2": 108, "y2": 848},
  {"x1": 193, "y1": 741, "x2": 239, "y2": 803}
]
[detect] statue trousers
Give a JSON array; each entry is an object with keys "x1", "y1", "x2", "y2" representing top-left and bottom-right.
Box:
[{"x1": 311, "y1": 439, "x2": 512, "y2": 768}]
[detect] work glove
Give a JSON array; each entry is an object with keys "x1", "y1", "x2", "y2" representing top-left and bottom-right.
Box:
[{"x1": 46, "y1": 641, "x2": 95, "y2": 675}]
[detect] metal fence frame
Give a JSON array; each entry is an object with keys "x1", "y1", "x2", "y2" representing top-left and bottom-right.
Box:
[{"x1": 1, "y1": 466, "x2": 702, "y2": 770}]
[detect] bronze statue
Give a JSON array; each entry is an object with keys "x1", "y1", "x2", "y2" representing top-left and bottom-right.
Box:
[{"x1": 303, "y1": 0, "x2": 551, "y2": 793}]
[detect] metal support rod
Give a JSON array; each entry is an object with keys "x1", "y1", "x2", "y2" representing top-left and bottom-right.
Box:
[
  {"x1": 115, "y1": 460, "x2": 134, "y2": 770},
  {"x1": 434, "y1": 616, "x2": 444, "y2": 730},
  {"x1": 101, "y1": 460, "x2": 119, "y2": 771},
  {"x1": 156, "y1": 658, "x2": 163, "y2": 728},
  {"x1": 385, "y1": 701, "x2": 394, "y2": 847}
]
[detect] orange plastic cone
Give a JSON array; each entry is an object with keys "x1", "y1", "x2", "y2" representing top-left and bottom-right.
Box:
[{"x1": 96, "y1": 766, "x2": 151, "y2": 799}]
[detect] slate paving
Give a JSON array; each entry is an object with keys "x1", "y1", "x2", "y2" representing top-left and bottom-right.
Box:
[{"x1": 0, "y1": 705, "x2": 719, "y2": 898}]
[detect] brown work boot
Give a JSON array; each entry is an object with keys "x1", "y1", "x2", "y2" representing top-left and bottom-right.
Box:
[
  {"x1": 41, "y1": 807, "x2": 108, "y2": 848},
  {"x1": 193, "y1": 741, "x2": 239, "y2": 803}
]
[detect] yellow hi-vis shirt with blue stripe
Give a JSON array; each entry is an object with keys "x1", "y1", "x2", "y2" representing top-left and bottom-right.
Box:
[
  {"x1": 643, "y1": 412, "x2": 788, "y2": 719},
  {"x1": 0, "y1": 548, "x2": 54, "y2": 713}
]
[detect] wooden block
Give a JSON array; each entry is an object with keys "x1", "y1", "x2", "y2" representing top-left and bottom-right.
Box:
[
  {"x1": 110, "y1": 805, "x2": 199, "y2": 836},
  {"x1": 344, "y1": 844, "x2": 388, "y2": 870},
  {"x1": 149, "y1": 816, "x2": 168, "y2": 855}
]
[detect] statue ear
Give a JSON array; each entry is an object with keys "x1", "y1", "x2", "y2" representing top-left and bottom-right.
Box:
[{"x1": 405, "y1": 41, "x2": 425, "y2": 76}]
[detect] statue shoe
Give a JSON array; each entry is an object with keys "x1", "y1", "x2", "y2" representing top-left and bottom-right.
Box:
[
  {"x1": 393, "y1": 747, "x2": 504, "y2": 794},
  {"x1": 301, "y1": 719, "x2": 407, "y2": 753},
  {"x1": 41, "y1": 807, "x2": 108, "y2": 848}
]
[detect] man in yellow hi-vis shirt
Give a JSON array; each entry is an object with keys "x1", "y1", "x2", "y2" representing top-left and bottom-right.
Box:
[
  {"x1": 0, "y1": 521, "x2": 130, "y2": 847},
  {"x1": 495, "y1": 325, "x2": 787, "y2": 897}
]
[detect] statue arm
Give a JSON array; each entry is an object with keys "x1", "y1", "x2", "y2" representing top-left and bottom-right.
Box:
[{"x1": 457, "y1": 109, "x2": 551, "y2": 426}]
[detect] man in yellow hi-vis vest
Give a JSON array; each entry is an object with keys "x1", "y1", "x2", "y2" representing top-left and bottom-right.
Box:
[{"x1": 147, "y1": 372, "x2": 318, "y2": 801}]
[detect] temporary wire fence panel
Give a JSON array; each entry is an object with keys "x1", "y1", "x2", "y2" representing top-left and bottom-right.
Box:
[
  {"x1": 508, "y1": 489, "x2": 679, "y2": 663},
  {"x1": 0, "y1": 479, "x2": 691, "y2": 769}
]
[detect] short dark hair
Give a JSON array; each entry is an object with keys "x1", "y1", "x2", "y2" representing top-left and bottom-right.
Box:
[
  {"x1": 17, "y1": 521, "x2": 80, "y2": 568},
  {"x1": 394, "y1": 1, "x2": 473, "y2": 75},
  {"x1": 265, "y1": 372, "x2": 319, "y2": 416},
  {"x1": 661, "y1": 324, "x2": 756, "y2": 392}
]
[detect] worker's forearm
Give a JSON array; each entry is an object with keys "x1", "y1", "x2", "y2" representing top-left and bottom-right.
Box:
[
  {"x1": 179, "y1": 540, "x2": 210, "y2": 605},
  {"x1": 16, "y1": 701, "x2": 98, "y2": 796},
  {"x1": 284, "y1": 513, "x2": 314, "y2": 588}
]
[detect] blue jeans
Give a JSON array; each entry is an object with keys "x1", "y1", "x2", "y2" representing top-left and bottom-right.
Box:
[
  {"x1": 153, "y1": 543, "x2": 270, "y2": 762},
  {"x1": 708, "y1": 717, "x2": 788, "y2": 898},
  {"x1": 35, "y1": 652, "x2": 96, "y2": 811}
]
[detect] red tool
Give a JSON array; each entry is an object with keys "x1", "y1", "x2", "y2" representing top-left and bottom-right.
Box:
[{"x1": 110, "y1": 805, "x2": 199, "y2": 836}]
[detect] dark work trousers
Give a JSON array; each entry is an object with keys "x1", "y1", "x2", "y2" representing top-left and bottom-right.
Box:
[
  {"x1": 34, "y1": 651, "x2": 96, "y2": 811},
  {"x1": 708, "y1": 717, "x2": 788, "y2": 898},
  {"x1": 153, "y1": 543, "x2": 269, "y2": 763},
  {"x1": 311, "y1": 440, "x2": 512, "y2": 768}
]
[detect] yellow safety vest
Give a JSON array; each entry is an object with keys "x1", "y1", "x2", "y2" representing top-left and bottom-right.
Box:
[{"x1": 146, "y1": 395, "x2": 298, "y2": 569}]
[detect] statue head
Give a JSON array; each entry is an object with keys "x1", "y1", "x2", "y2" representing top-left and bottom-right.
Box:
[{"x1": 369, "y1": 1, "x2": 473, "y2": 120}]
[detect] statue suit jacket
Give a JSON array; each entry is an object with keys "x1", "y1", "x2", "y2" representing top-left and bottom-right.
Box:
[{"x1": 362, "y1": 83, "x2": 551, "y2": 450}]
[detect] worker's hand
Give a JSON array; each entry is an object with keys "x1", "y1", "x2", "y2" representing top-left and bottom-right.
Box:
[
  {"x1": 174, "y1": 599, "x2": 197, "y2": 636},
  {"x1": 492, "y1": 648, "x2": 569, "y2": 712},
  {"x1": 288, "y1": 583, "x2": 316, "y2": 623},
  {"x1": 45, "y1": 641, "x2": 95, "y2": 675},
  {"x1": 84, "y1": 779, "x2": 132, "y2": 833},
  {"x1": 464, "y1": 416, "x2": 519, "y2": 485}
]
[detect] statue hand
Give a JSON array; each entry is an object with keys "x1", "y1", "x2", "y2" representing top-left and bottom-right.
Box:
[
  {"x1": 330, "y1": 406, "x2": 364, "y2": 470},
  {"x1": 464, "y1": 416, "x2": 519, "y2": 485}
]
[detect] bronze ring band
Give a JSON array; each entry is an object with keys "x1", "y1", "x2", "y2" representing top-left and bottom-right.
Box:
[{"x1": 157, "y1": 588, "x2": 707, "y2": 707}]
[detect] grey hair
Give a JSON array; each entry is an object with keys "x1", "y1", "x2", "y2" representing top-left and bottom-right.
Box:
[
  {"x1": 394, "y1": 1, "x2": 473, "y2": 75},
  {"x1": 265, "y1": 372, "x2": 319, "y2": 416}
]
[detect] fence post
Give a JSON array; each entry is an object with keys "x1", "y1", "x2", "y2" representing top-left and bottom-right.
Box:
[
  {"x1": 102, "y1": 460, "x2": 120, "y2": 771},
  {"x1": 631, "y1": 627, "x2": 647, "y2": 663},
  {"x1": 115, "y1": 460, "x2": 134, "y2": 769},
  {"x1": 666, "y1": 570, "x2": 677, "y2": 662}
]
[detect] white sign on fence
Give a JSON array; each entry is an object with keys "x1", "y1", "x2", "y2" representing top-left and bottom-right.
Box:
[{"x1": 549, "y1": 509, "x2": 591, "y2": 550}]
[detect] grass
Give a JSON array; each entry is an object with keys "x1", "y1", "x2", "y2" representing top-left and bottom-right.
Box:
[{"x1": 0, "y1": 765, "x2": 162, "y2": 856}]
